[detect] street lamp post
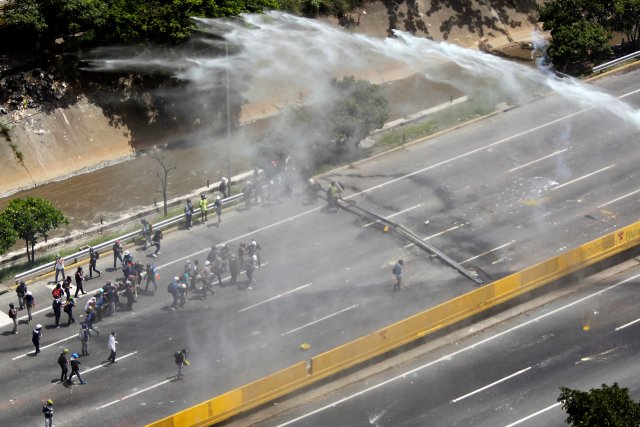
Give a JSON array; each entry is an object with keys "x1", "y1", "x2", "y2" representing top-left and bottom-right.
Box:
[{"x1": 225, "y1": 41, "x2": 232, "y2": 197}]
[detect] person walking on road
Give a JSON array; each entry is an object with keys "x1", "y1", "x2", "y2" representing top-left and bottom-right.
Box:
[
  {"x1": 80, "y1": 323, "x2": 90, "y2": 356},
  {"x1": 107, "y1": 331, "x2": 118, "y2": 363},
  {"x1": 174, "y1": 349, "x2": 190, "y2": 380},
  {"x1": 168, "y1": 277, "x2": 180, "y2": 310},
  {"x1": 67, "y1": 353, "x2": 86, "y2": 385},
  {"x1": 52, "y1": 297, "x2": 62, "y2": 328},
  {"x1": 51, "y1": 283, "x2": 63, "y2": 300},
  {"x1": 32, "y1": 324, "x2": 42, "y2": 355},
  {"x1": 54, "y1": 254, "x2": 65, "y2": 284},
  {"x1": 16, "y1": 281, "x2": 27, "y2": 310},
  {"x1": 74, "y1": 267, "x2": 85, "y2": 298},
  {"x1": 43, "y1": 399, "x2": 54, "y2": 427},
  {"x1": 145, "y1": 263, "x2": 158, "y2": 292},
  {"x1": 228, "y1": 255, "x2": 239, "y2": 288},
  {"x1": 57, "y1": 349, "x2": 69, "y2": 383},
  {"x1": 199, "y1": 193, "x2": 208, "y2": 223},
  {"x1": 152, "y1": 229, "x2": 163, "y2": 258},
  {"x1": 25, "y1": 291, "x2": 35, "y2": 323},
  {"x1": 141, "y1": 219, "x2": 152, "y2": 249},
  {"x1": 61, "y1": 276, "x2": 72, "y2": 301},
  {"x1": 213, "y1": 195, "x2": 222, "y2": 226},
  {"x1": 88, "y1": 247, "x2": 101, "y2": 278},
  {"x1": 184, "y1": 199, "x2": 193, "y2": 229},
  {"x1": 393, "y1": 260, "x2": 404, "y2": 291},
  {"x1": 64, "y1": 297, "x2": 76, "y2": 325},
  {"x1": 245, "y1": 254, "x2": 257, "y2": 289},
  {"x1": 8, "y1": 303, "x2": 18, "y2": 334},
  {"x1": 112, "y1": 240, "x2": 124, "y2": 270}
]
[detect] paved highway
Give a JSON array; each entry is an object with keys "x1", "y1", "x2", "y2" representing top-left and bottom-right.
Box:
[
  {"x1": 1, "y1": 66, "x2": 640, "y2": 426},
  {"x1": 252, "y1": 256, "x2": 640, "y2": 427}
]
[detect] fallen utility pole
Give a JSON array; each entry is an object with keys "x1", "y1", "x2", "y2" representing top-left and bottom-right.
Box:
[{"x1": 342, "y1": 199, "x2": 484, "y2": 286}]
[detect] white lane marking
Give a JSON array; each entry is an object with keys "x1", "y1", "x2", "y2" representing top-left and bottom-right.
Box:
[
  {"x1": 238, "y1": 283, "x2": 312, "y2": 313},
  {"x1": 273, "y1": 269, "x2": 640, "y2": 427},
  {"x1": 460, "y1": 240, "x2": 515, "y2": 265},
  {"x1": 12, "y1": 334, "x2": 77, "y2": 360},
  {"x1": 597, "y1": 188, "x2": 640, "y2": 208},
  {"x1": 18, "y1": 291, "x2": 91, "y2": 321},
  {"x1": 158, "y1": 88, "x2": 640, "y2": 272},
  {"x1": 615, "y1": 317, "x2": 640, "y2": 331},
  {"x1": 362, "y1": 204, "x2": 423, "y2": 228},
  {"x1": 451, "y1": 366, "x2": 531, "y2": 403},
  {"x1": 403, "y1": 224, "x2": 466, "y2": 248},
  {"x1": 504, "y1": 402, "x2": 562, "y2": 427},
  {"x1": 281, "y1": 305, "x2": 358, "y2": 336},
  {"x1": 97, "y1": 378, "x2": 173, "y2": 409},
  {"x1": 83, "y1": 351, "x2": 138, "y2": 375},
  {"x1": 508, "y1": 149, "x2": 568, "y2": 173},
  {"x1": 552, "y1": 165, "x2": 614, "y2": 191}
]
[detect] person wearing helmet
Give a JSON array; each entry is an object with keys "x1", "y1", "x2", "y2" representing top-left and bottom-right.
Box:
[
  {"x1": 112, "y1": 240, "x2": 124, "y2": 270},
  {"x1": 43, "y1": 399, "x2": 54, "y2": 427},
  {"x1": 32, "y1": 324, "x2": 42, "y2": 355},
  {"x1": 88, "y1": 247, "x2": 101, "y2": 279},
  {"x1": 68, "y1": 353, "x2": 85, "y2": 385},
  {"x1": 25, "y1": 290, "x2": 35, "y2": 323},
  {"x1": 58, "y1": 348, "x2": 69, "y2": 383},
  {"x1": 168, "y1": 277, "x2": 180, "y2": 310},
  {"x1": 213, "y1": 195, "x2": 223, "y2": 226},
  {"x1": 8, "y1": 303, "x2": 18, "y2": 334},
  {"x1": 199, "y1": 193, "x2": 208, "y2": 223},
  {"x1": 123, "y1": 250, "x2": 133, "y2": 265}
]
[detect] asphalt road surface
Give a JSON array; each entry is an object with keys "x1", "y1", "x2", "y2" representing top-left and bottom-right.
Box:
[
  {"x1": 252, "y1": 256, "x2": 640, "y2": 427},
  {"x1": 1, "y1": 66, "x2": 640, "y2": 426}
]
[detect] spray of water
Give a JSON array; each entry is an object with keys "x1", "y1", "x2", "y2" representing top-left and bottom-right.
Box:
[{"x1": 89, "y1": 11, "x2": 640, "y2": 153}]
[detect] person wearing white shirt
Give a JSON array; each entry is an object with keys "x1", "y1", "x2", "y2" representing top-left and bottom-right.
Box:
[{"x1": 107, "y1": 331, "x2": 118, "y2": 363}]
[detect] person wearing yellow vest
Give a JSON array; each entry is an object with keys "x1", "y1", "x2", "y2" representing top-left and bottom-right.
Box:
[{"x1": 199, "y1": 193, "x2": 208, "y2": 223}]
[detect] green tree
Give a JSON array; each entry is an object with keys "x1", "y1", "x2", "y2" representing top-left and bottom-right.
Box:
[
  {"x1": 612, "y1": 0, "x2": 640, "y2": 49},
  {"x1": 558, "y1": 383, "x2": 640, "y2": 426},
  {"x1": 0, "y1": 212, "x2": 18, "y2": 255},
  {"x1": 546, "y1": 20, "x2": 612, "y2": 73},
  {"x1": 326, "y1": 76, "x2": 389, "y2": 148},
  {"x1": 2, "y1": 197, "x2": 68, "y2": 263}
]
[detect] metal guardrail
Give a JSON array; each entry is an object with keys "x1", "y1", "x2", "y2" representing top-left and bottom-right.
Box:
[
  {"x1": 14, "y1": 192, "x2": 246, "y2": 284},
  {"x1": 592, "y1": 50, "x2": 640, "y2": 73}
]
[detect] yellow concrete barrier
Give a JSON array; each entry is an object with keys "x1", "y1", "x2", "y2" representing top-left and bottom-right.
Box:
[{"x1": 147, "y1": 219, "x2": 640, "y2": 427}]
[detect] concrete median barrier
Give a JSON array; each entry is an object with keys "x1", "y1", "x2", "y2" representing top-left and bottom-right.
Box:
[{"x1": 146, "y1": 219, "x2": 640, "y2": 427}]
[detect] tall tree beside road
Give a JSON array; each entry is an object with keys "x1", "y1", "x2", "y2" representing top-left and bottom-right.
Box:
[
  {"x1": 0, "y1": 212, "x2": 18, "y2": 255},
  {"x1": 611, "y1": 0, "x2": 640, "y2": 49},
  {"x1": 2, "y1": 197, "x2": 68, "y2": 263},
  {"x1": 558, "y1": 383, "x2": 640, "y2": 426},
  {"x1": 149, "y1": 147, "x2": 176, "y2": 216},
  {"x1": 537, "y1": 0, "x2": 622, "y2": 74}
]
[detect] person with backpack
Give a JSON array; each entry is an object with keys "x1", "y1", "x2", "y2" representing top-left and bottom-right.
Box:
[
  {"x1": 16, "y1": 281, "x2": 27, "y2": 310},
  {"x1": 79, "y1": 323, "x2": 90, "y2": 356},
  {"x1": 61, "y1": 276, "x2": 72, "y2": 300},
  {"x1": 89, "y1": 247, "x2": 101, "y2": 278},
  {"x1": 52, "y1": 297, "x2": 62, "y2": 328},
  {"x1": 51, "y1": 283, "x2": 63, "y2": 300},
  {"x1": 112, "y1": 240, "x2": 124, "y2": 270},
  {"x1": 57, "y1": 348, "x2": 69, "y2": 383},
  {"x1": 392, "y1": 260, "x2": 404, "y2": 291},
  {"x1": 168, "y1": 277, "x2": 180, "y2": 310},
  {"x1": 174, "y1": 349, "x2": 190, "y2": 380},
  {"x1": 43, "y1": 399, "x2": 54, "y2": 427},
  {"x1": 25, "y1": 291, "x2": 35, "y2": 323},
  {"x1": 8, "y1": 303, "x2": 18, "y2": 334},
  {"x1": 152, "y1": 229, "x2": 163, "y2": 258},
  {"x1": 64, "y1": 297, "x2": 76, "y2": 325},
  {"x1": 67, "y1": 353, "x2": 86, "y2": 385},
  {"x1": 145, "y1": 263, "x2": 158, "y2": 292}
]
